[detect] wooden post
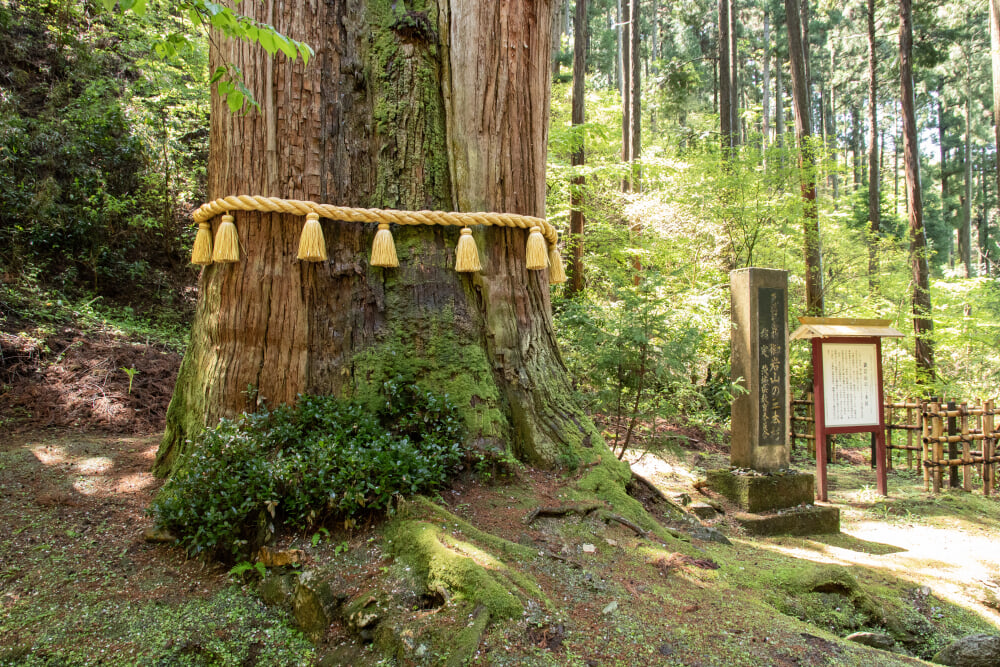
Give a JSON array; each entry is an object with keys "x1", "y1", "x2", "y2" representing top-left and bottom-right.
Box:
[
  {"x1": 921, "y1": 401, "x2": 929, "y2": 488},
  {"x1": 985, "y1": 400, "x2": 994, "y2": 496},
  {"x1": 961, "y1": 402, "x2": 971, "y2": 492},
  {"x1": 948, "y1": 400, "x2": 959, "y2": 488},
  {"x1": 931, "y1": 403, "x2": 943, "y2": 494},
  {"x1": 875, "y1": 341, "x2": 888, "y2": 496},
  {"x1": 886, "y1": 400, "x2": 894, "y2": 471},
  {"x1": 812, "y1": 338, "x2": 828, "y2": 501},
  {"x1": 906, "y1": 403, "x2": 914, "y2": 470}
]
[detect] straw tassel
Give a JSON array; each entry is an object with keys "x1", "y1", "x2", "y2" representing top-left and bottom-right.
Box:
[
  {"x1": 547, "y1": 245, "x2": 567, "y2": 284},
  {"x1": 297, "y1": 212, "x2": 327, "y2": 262},
  {"x1": 455, "y1": 227, "x2": 482, "y2": 273},
  {"x1": 191, "y1": 221, "x2": 213, "y2": 265},
  {"x1": 525, "y1": 226, "x2": 549, "y2": 270},
  {"x1": 370, "y1": 222, "x2": 398, "y2": 268},
  {"x1": 212, "y1": 214, "x2": 240, "y2": 263}
]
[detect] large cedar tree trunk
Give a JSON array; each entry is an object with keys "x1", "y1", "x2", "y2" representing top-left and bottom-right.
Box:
[
  {"x1": 900, "y1": 0, "x2": 934, "y2": 378},
  {"x1": 156, "y1": 0, "x2": 599, "y2": 475}
]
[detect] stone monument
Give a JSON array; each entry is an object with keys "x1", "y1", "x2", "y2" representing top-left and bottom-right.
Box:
[{"x1": 706, "y1": 268, "x2": 839, "y2": 536}]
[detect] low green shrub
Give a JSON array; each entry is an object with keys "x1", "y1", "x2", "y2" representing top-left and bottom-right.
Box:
[{"x1": 150, "y1": 380, "x2": 465, "y2": 558}]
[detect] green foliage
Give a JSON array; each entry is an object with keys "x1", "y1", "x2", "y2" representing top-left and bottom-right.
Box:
[
  {"x1": 0, "y1": 1, "x2": 207, "y2": 314},
  {"x1": 151, "y1": 381, "x2": 466, "y2": 558}
]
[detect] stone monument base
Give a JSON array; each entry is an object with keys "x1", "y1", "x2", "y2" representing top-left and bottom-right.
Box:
[
  {"x1": 706, "y1": 468, "x2": 815, "y2": 513},
  {"x1": 734, "y1": 505, "x2": 841, "y2": 537},
  {"x1": 706, "y1": 468, "x2": 840, "y2": 536}
]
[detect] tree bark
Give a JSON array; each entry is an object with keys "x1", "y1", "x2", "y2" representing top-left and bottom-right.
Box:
[
  {"x1": 157, "y1": 0, "x2": 600, "y2": 475},
  {"x1": 719, "y1": 0, "x2": 732, "y2": 152},
  {"x1": 567, "y1": 0, "x2": 587, "y2": 297},
  {"x1": 938, "y1": 94, "x2": 951, "y2": 266},
  {"x1": 762, "y1": 11, "x2": 771, "y2": 152},
  {"x1": 729, "y1": 0, "x2": 740, "y2": 146},
  {"x1": 775, "y1": 51, "x2": 784, "y2": 148},
  {"x1": 960, "y1": 77, "x2": 972, "y2": 278},
  {"x1": 992, "y1": 0, "x2": 1000, "y2": 236},
  {"x1": 628, "y1": 0, "x2": 641, "y2": 187},
  {"x1": 620, "y1": 0, "x2": 630, "y2": 191},
  {"x1": 867, "y1": 0, "x2": 880, "y2": 292},
  {"x1": 786, "y1": 0, "x2": 823, "y2": 315},
  {"x1": 900, "y1": 0, "x2": 935, "y2": 380}
]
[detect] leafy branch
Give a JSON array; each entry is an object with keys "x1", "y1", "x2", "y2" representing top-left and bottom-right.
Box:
[{"x1": 103, "y1": 0, "x2": 314, "y2": 113}]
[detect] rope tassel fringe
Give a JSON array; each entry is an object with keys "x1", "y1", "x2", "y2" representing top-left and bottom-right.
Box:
[
  {"x1": 526, "y1": 226, "x2": 549, "y2": 270},
  {"x1": 212, "y1": 214, "x2": 240, "y2": 263},
  {"x1": 297, "y1": 212, "x2": 327, "y2": 262},
  {"x1": 191, "y1": 222, "x2": 214, "y2": 265},
  {"x1": 371, "y1": 222, "x2": 398, "y2": 267},
  {"x1": 548, "y1": 246, "x2": 566, "y2": 284},
  {"x1": 455, "y1": 227, "x2": 482, "y2": 272}
]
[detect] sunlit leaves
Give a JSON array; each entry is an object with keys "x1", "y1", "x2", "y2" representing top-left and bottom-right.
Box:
[{"x1": 104, "y1": 0, "x2": 315, "y2": 114}]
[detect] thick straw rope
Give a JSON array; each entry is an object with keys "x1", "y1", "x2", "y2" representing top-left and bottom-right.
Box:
[{"x1": 193, "y1": 195, "x2": 559, "y2": 248}]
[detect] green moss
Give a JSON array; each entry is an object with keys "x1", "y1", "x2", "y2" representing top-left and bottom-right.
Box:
[
  {"x1": 573, "y1": 456, "x2": 687, "y2": 544},
  {"x1": 408, "y1": 496, "x2": 536, "y2": 561},
  {"x1": 385, "y1": 519, "x2": 528, "y2": 620},
  {"x1": 351, "y1": 312, "x2": 510, "y2": 448}
]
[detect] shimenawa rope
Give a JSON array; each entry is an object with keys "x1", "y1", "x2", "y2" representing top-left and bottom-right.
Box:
[{"x1": 189, "y1": 195, "x2": 566, "y2": 283}]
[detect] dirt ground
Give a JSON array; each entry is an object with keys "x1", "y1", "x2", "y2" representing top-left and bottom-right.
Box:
[{"x1": 3, "y1": 423, "x2": 1000, "y2": 665}]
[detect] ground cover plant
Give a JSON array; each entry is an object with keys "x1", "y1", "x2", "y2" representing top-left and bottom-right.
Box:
[{"x1": 151, "y1": 381, "x2": 467, "y2": 558}]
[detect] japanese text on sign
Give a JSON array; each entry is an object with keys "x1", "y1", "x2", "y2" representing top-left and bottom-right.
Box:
[
  {"x1": 822, "y1": 343, "x2": 879, "y2": 427},
  {"x1": 757, "y1": 288, "x2": 786, "y2": 447}
]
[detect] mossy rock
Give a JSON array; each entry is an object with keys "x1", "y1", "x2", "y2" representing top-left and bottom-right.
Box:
[
  {"x1": 774, "y1": 564, "x2": 884, "y2": 632},
  {"x1": 386, "y1": 519, "x2": 525, "y2": 620}
]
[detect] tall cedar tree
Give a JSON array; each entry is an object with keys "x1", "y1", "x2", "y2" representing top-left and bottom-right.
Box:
[
  {"x1": 785, "y1": 0, "x2": 824, "y2": 314},
  {"x1": 567, "y1": 0, "x2": 586, "y2": 296},
  {"x1": 899, "y1": 0, "x2": 935, "y2": 378},
  {"x1": 867, "y1": 0, "x2": 881, "y2": 291},
  {"x1": 156, "y1": 1, "x2": 600, "y2": 474}
]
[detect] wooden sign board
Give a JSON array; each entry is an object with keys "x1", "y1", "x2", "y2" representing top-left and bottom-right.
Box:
[
  {"x1": 790, "y1": 318, "x2": 903, "y2": 501},
  {"x1": 822, "y1": 343, "x2": 879, "y2": 428}
]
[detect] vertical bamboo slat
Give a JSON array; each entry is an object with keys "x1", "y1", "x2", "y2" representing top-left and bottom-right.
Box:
[
  {"x1": 961, "y1": 402, "x2": 971, "y2": 492},
  {"x1": 931, "y1": 403, "x2": 943, "y2": 494},
  {"x1": 906, "y1": 405, "x2": 914, "y2": 470}
]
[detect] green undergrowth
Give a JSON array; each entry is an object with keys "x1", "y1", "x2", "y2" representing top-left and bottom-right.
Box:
[
  {"x1": 0, "y1": 586, "x2": 313, "y2": 666},
  {"x1": 0, "y1": 279, "x2": 191, "y2": 351},
  {"x1": 150, "y1": 381, "x2": 468, "y2": 558}
]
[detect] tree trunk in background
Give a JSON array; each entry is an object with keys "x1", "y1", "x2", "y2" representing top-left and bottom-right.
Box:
[
  {"x1": 992, "y1": 0, "x2": 1000, "y2": 236},
  {"x1": 960, "y1": 79, "x2": 973, "y2": 278},
  {"x1": 900, "y1": 0, "x2": 935, "y2": 380},
  {"x1": 615, "y1": 0, "x2": 622, "y2": 92},
  {"x1": 552, "y1": 0, "x2": 563, "y2": 77},
  {"x1": 786, "y1": 0, "x2": 823, "y2": 315},
  {"x1": 567, "y1": 0, "x2": 587, "y2": 297},
  {"x1": 629, "y1": 0, "x2": 641, "y2": 188},
  {"x1": 651, "y1": 0, "x2": 659, "y2": 63},
  {"x1": 157, "y1": 0, "x2": 600, "y2": 475},
  {"x1": 719, "y1": 0, "x2": 732, "y2": 153},
  {"x1": 729, "y1": 0, "x2": 740, "y2": 146},
  {"x1": 620, "y1": 0, "x2": 630, "y2": 191},
  {"x1": 829, "y1": 46, "x2": 839, "y2": 201},
  {"x1": 850, "y1": 105, "x2": 861, "y2": 191},
  {"x1": 867, "y1": 0, "x2": 881, "y2": 292},
  {"x1": 762, "y1": 12, "x2": 771, "y2": 152},
  {"x1": 776, "y1": 53, "x2": 785, "y2": 148},
  {"x1": 801, "y1": 0, "x2": 812, "y2": 133},
  {"x1": 938, "y1": 95, "x2": 952, "y2": 267}
]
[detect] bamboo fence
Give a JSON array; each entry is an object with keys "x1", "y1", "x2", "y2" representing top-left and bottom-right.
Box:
[{"x1": 790, "y1": 396, "x2": 998, "y2": 496}]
